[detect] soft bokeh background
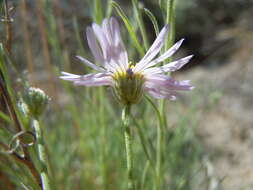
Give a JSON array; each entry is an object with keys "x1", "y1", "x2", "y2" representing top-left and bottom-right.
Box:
[{"x1": 1, "y1": 0, "x2": 253, "y2": 189}]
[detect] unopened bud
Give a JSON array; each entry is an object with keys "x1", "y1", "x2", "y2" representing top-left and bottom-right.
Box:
[{"x1": 23, "y1": 87, "x2": 50, "y2": 118}]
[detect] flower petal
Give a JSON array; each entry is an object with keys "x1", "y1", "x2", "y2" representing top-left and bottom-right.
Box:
[
  {"x1": 74, "y1": 76, "x2": 113, "y2": 86},
  {"x1": 110, "y1": 17, "x2": 128, "y2": 68},
  {"x1": 143, "y1": 55, "x2": 193, "y2": 75},
  {"x1": 102, "y1": 18, "x2": 128, "y2": 70},
  {"x1": 91, "y1": 23, "x2": 117, "y2": 72},
  {"x1": 60, "y1": 72, "x2": 113, "y2": 87},
  {"x1": 144, "y1": 74, "x2": 194, "y2": 100},
  {"x1": 102, "y1": 19, "x2": 113, "y2": 45},
  {"x1": 92, "y1": 23, "x2": 117, "y2": 72},
  {"x1": 145, "y1": 74, "x2": 194, "y2": 91},
  {"x1": 139, "y1": 39, "x2": 184, "y2": 70},
  {"x1": 91, "y1": 18, "x2": 128, "y2": 72},
  {"x1": 144, "y1": 86, "x2": 178, "y2": 100},
  {"x1": 134, "y1": 25, "x2": 169, "y2": 72},
  {"x1": 59, "y1": 72, "x2": 81, "y2": 80},
  {"x1": 92, "y1": 23, "x2": 109, "y2": 58},
  {"x1": 76, "y1": 56, "x2": 106, "y2": 72},
  {"x1": 86, "y1": 27, "x2": 104, "y2": 65},
  {"x1": 145, "y1": 75, "x2": 194, "y2": 91}
]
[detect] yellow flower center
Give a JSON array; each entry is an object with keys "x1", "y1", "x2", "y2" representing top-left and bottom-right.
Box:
[{"x1": 113, "y1": 64, "x2": 144, "y2": 105}]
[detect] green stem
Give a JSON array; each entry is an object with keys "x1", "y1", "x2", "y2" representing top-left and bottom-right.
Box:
[
  {"x1": 141, "y1": 161, "x2": 150, "y2": 190},
  {"x1": 33, "y1": 119, "x2": 51, "y2": 190},
  {"x1": 143, "y1": 8, "x2": 159, "y2": 36},
  {"x1": 145, "y1": 96, "x2": 164, "y2": 190},
  {"x1": 154, "y1": 1, "x2": 176, "y2": 188},
  {"x1": 165, "y1": 0, "x2": 176, "y2": 55},
  {"x1": 132, "y1": 0, "x2": 149, "y2": 51},
  {"x1": 106, "y1": 0, "x2": 113, "y2": 18},
  {"x1": 111, "y1": 1, "x2": 145, "y2": 56},
  {"x1": 131, "y1": 115, "x2": 155, "y2": 173},
  {"x1": 99, "y1": 88, "x2": 108, "y2": 190},
  {"x1": 93, "y1": 0, "x2": 103, "y2": 24},
  {"x1": 156, "y1": 116, "x2": 163, "y2": 190},
  {"x1": 122, "y1": 105, "x2": 135, "y2": 190}
]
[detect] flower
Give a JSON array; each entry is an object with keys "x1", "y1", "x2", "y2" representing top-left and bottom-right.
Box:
[{"x1": 60, "y1": 17, "x2": 194, "y2": 105}]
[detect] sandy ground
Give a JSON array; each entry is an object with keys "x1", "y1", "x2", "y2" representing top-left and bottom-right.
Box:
[{"x1": 178, "y1": 32, "x2": 253, "y2": 190}]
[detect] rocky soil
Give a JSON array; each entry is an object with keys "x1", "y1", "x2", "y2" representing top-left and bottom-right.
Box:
[{"x1": 178, "y1": 27, "x2": 253, "y2": 190}]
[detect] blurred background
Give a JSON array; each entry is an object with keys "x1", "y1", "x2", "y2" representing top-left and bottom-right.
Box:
[{"x1": 0, "y1": 0, "x2": 253, "y2": 190}]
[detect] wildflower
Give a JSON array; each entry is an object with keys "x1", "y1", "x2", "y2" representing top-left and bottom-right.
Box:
[{"x1": 60, "y1": 17, "x2": 194, "y2": 105}]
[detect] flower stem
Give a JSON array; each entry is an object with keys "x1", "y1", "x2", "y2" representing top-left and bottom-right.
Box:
[
  {"x1": 165, "y1": 0, "x2": 176, "y2": 52},
  {"x1": 33, "y1": 119, "x2": 51, "y2": 190},
  {"x1": 156, "y1": 112, "x2": 164, "y2": 190},
  {"x1": 122, "y1": 105, "x2": 135, "y2": 190},
  {"x1": 145, "y1": 96, "x2": 164, "y2": 190},
  {"x1": 131, "y1": 115, "x2": 155, "y2": 173},
  {"x1": 132, "y1": 0, "x2": 149, "y2": 51},
  {"x1": 99, "y1": 88, "x2": 108, "y2": 190}
]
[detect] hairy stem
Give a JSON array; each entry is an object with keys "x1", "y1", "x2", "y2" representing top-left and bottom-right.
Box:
[{"x1": 33, "y1": 119, "x2": 51, "y2": 190}]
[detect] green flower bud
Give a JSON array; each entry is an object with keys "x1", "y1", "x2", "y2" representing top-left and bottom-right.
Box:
[{"x1": 23, "y1": 87, "x2": 50, "y2": 118}]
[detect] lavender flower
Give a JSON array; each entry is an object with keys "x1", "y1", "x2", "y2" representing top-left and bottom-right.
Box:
[{"x1": 60, "y1": 17, "x2": 194, "y2": 105}]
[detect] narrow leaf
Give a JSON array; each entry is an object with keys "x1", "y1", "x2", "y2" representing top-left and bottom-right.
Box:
[{"x1": 111, "y1": 1, "x2": 145, "y2": 56}]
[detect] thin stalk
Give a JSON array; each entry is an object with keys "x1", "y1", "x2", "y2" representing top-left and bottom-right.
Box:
[
  {"x1": 158, "y1": 0, "x2": 162, "y2": 8},
  {"x1": 160, "y1": 0, "x2": 176, "y2": 130},
  {"x1": 155, "y1": 111, "x2": 163, "y2": 190},
  {"x1": 94, "y1": 0, "x2": 103, "y2": 24},
  {"x1": 145, "y1": 96, "x2": 164, "y2": 190},
  {"x1": 0, "y1": 52, "x2": 41, "y2": 187},
  {"x1": 159, "y1": 0, "x2": 176, "y2": 148},
  {"x1": 165, "y1": 0, "x2": 176, "y2": 54},
  {"x1": 0, "y1": 142, "x2": 41, "y2": 188},
  {"x1": 132, "y1": 0, "x2": 149, "y2": 51},
  {"x1": 106, "y1": 0, "x2": 113, "y2": 18},
  {"x1": 99, "y1": 88, "x2": 108, "y2": 190},
  {"x1": 143, "y1": 8, "x2": 159, "y2": 36},
  {"x1": 73, "y1": 17, "x2": 85, "y2": 56},
  {"x1": 141, "y1": 161, "x2": 150, "y2": 190},
  {"x1": 3, "y1": 0, "x2": 13, "y2": 53},
  {"x1": 131, "y1": 115, "x2": 155, "y2": 173},
  {"x1": 111, "y1": 1, "x2": 145, "y2": 56},
  {"x1": 154, "y1": 1, "x2": 177, "y2": 189},
  {"x1": 122, "y1": 105, "x2": 135, "y2": 190},
  {"x1": 32, "y1": 119, "x2": 51, "y2": 190}
]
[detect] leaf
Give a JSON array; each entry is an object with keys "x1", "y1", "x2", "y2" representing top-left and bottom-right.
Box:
[
  {"x1": 111, "y1": 1, "x2": 145, "y2": 56},
  {"x1": 143, "y1": 8, "x2": 159, "y2": 37},
  {"x1": 132, "y1": 0, "x2": 149, "y2": 50},
  {"x1": 0, "y1": 111, "x2": 12, "y2": 124}
]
